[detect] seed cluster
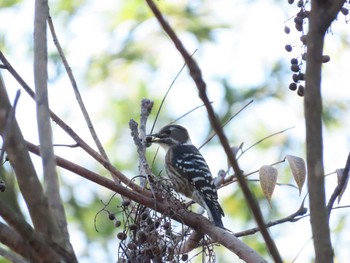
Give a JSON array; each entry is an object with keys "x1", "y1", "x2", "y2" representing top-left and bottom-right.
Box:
[{"x1": 107, "y1": 177, "x2": 216, "y2": 263}]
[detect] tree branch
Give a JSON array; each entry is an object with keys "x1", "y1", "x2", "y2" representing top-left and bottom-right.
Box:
[
  {"x1": 303, "y1": 1, "x2": 343, "y2": 261},
  {"x1": 0, "y1": 200, "x2": 61, "y2": 262},
  {"x1": 0, "y1": 222, "x2": 30, "y2": 262}
]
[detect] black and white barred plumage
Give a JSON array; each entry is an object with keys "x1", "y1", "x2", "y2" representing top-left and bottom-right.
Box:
[{"x1": 147, "y1": 124, "x2": 224, "y2": 228}]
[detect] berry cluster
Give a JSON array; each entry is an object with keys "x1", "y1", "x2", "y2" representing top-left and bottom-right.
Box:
[
  {"x1": 284, "y1": 1, "x2": 310, "y2": 97},
  {"x1": 100, "y1": 175, "x2": 217, "y2": 262},
  {"x1": 283, "y1": 0, "x2": 344, "y2": 96}
]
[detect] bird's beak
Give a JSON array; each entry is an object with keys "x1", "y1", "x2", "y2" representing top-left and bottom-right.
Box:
[{"x1": 145, "y1": 133, "x2": 162, "y2": 147}]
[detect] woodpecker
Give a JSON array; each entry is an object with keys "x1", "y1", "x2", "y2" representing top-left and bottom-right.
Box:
[{"x1": 147, "y1": 124, "x2": 224, "y2": 228}]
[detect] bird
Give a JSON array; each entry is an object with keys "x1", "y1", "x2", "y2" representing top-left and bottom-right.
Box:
[{"x1": 147, "y1": 124, "x2": 224, "y2": 228}]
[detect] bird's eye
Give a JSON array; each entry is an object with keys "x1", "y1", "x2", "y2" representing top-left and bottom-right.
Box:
[{"x1": 164, "y1": 129, "x2": 171, "y2": 135}]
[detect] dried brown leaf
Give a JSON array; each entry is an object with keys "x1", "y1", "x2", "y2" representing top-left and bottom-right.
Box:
[
  {"x1": 286, "y1": 155, "x2": 306, "y2": 195},
  {"x1": 259, "y1": 165, "x2": 278, "y2": 206}
]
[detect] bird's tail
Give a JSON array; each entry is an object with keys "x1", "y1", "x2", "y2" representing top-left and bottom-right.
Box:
[{"x1": 205, "y1": 199, "x2": 224, "y2": 228}]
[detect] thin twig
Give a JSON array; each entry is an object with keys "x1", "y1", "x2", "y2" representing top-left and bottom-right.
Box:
[
  {"x1": 198, "y1": 100, "x2": 254, "y2": 150},
  {"x1": 235, "y1": 203, "x2": 307, "y2": 237},
  {"x1": 239, "y1": 126, "x2": 295, "y2": 158},
  {"x1": 151, "y1": 50, "x2": 197, "y2": 134},
  {"x1": 171, "y1": 101, "x2": 213, "y2": 124},
  {"x1": 47, "y1": 16, "x2": 111, "y2": 171}
]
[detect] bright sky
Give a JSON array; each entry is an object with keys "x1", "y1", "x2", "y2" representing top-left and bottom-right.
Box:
[{"x1": 1, "y1": 0, "x2": 350, "y2": 262}]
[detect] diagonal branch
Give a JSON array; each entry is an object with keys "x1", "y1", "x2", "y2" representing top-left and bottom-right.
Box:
[{"x1": 145, "y1": 1, "x2": 282, "y2": 261}]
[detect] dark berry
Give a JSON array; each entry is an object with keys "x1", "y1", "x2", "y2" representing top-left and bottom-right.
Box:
[
  {"x1": 129, "y1": 223, "x2": 138, "y2": 231},
  {"x1": 302, "y1": 53, "x2": 307, "y2": 61},
  {"x1": 297, "y1": 0, "x2": 304, "y2": 7},
  {"x1": 295, "y1": 23, "x2": 303, "y2": 32},
  {"x1": 284, "y1": 26, "x2": 291, "y2": 34},
  {"x1": 108, "y1": 213, "x2": 115, "y2": 221},
  {"x1": 181, "y1": 254, "x2": 189, "y2": 261},
  {"x1": 117, "y1": 232, "x2": 127, "y2": 240},
  {"x1": 322, "y1": 55, "x2": 330, "y2": 63},
  {"x1": 289, "y1": 83, "x2": 297, "y2": 91},
  {"x1": 292, "y1": 73, "x2": 300, "y2": 82},
  {"x1": 341, "y1": 7, "x2": 349, "y2": 16},
  {"x1": 300, "y1": 35, "x2": 307, "y2": 44},
  {"x1": 288, "y1": 0, "x2": 294, "y2": 4},
  {"x1": 115, "y1": 220, "x2": 122, "y2": 227},
  {"x1": 127, "y1": 242, "x2": 137, "y2": 250},
  {"x1": 162, "y1": 222, "x2": 171, "y2": 229},
  {"x1": 294, "y1": 16, "x2": 303, "y2": 25},
  {"x1": 141, "y1": 211, "x2": 149, "y2": 221},
  {"x1": 299, "y1": 72, "x2": 305, "y2": 81},
  {"x1": 137, "y1": 231, "x2": 147, "y2": 243},
  {"x1": 291, "y1": 64, "x2": 300, "y2": 72},
  {"x1": 297, "y1": 10, "x2": 308, "y2": 18},
  {"x1": 297, "y1": 85, "x2": 305, "y2": 96},
  {"x1": 285, "y1": 44, "x2": 293, "y2": 52},
  {"x1": 122, "y1": 200, "x2": 131, "y2": 207},
  {"x1": 291, "y1": 58, "x2": 298, "y2": 64}
]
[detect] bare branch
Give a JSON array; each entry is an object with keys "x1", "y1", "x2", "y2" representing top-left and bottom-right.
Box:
[
  {"x1": 0, "y1": 200, "x2": 61, "y2": 262},
  {"x1": 135, "y1": 99, "x2": 154, "y2": 187},
  {"x1": 235, "y1": 203, "x2": 308, "y2": 237},
  {"x1": 239, "y1": 126, "x2": 295, "y2": 157},
  {"x1": 34, "y1": 0, "x2": 71, "y2": 252},
  {"x1": 0, "y1": 222, "x2": 30, "y2": 262},
  {"x1": 0, "y1": 245, "x2": 28, "y2": 263},
  {"x1": 47, "y1": 16, "x2": 111, "y2": 169}
]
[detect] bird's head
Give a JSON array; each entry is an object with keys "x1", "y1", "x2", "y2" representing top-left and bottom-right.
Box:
[{"x1": 146, "y1": 124, "x2": 191, "y2": 149}]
